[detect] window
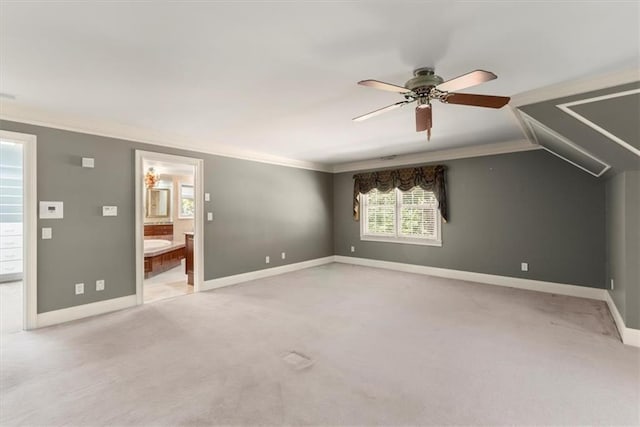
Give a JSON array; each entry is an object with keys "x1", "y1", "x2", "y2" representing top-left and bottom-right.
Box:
[
  {"x1": 179, "y1": 184, "x2": 194, "y2": 218},
  {"x1": 360, "y1": 186, "x2": 441, "y2": 246}
]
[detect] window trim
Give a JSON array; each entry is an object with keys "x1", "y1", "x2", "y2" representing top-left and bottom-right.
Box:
[
  {"x1": 359, "y1": 188, "x2": 442, "y2": 247},
  {"x1": 178, "y1": 183, "x2": 194, "y2": 219}
]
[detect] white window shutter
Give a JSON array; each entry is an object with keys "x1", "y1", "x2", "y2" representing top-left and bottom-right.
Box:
[
  {"x1": 364, "y1": 189, "x2": 396, "y2": 235},
  {"x1": 361, "y1": 186, "x2": 441, "y2": 245}
]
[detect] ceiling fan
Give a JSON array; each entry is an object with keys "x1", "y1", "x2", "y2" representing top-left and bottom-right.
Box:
[{"x1": 353, "y1": 68, "x2": 510, "y2": 140}]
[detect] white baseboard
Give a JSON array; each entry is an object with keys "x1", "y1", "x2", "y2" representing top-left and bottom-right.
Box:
[
  {"x1": 335, "y1": 256, "x2": 605, "y2": 299},
  {"x1": 603, "y1": 290, "x2": 627, "y2": 342},
  {"x1": 623, "y1": 327, "x2": 640, "y2": 347},
  {"x1": 34, "y1": 257, "x2": 335, "y2": 328},
  {"x1": 201, "y1": 256, "x2": 335, "y2": 291},
  {"x1": 603, "y1": 290, "x2": 640, "y2": 347},
  {"x1": 31, "y1": 257, "x2": 640, "y2": 348},
  {"x1": 36, "y1": 295, "x2": 137, "y2": 328},
  {"x1": 335, "y1": 255, "x2": 640, "y2": 347}
]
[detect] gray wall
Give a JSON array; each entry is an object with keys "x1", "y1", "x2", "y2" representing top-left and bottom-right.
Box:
[
  {"x1": 625, "y1": 172, "x2": 640, "y2": 329},
  {"x1": 606, "y1": 171, "x2": 640, "y2": 329},
  {"x1": 0, "y1": 120, "x2": 333, "y2": 313},
  {"x1": 0, "y1": 119, "x2": 620, "y2": 316},
  {"x1": 334, "y1": 150, "x2": 606, "y2": 288},
  {"x1": 606, "y1": 173, "x2": 627, "y2": 322}
]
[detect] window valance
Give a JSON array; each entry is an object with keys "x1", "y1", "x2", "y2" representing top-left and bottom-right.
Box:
[{"x1": 353, "y1": 165, "x2": 448, "y2": 222}]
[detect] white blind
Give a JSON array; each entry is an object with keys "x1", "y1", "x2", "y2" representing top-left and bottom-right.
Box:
[
  {"x1": 361, "y1": 186, "x2": 440, "y2": 243},
  {"x1": 364, "y1": 189, "x2": 396, "y2": 235},
  {"x1": 399, "y1": 188, "x2": 438, "y2": 239},
  {"x1": 181, "y1": 184, "x2": 194, "y2": 199},
  {"x1": 180, "y1": 184, "x2": 194, "y2": 217}
]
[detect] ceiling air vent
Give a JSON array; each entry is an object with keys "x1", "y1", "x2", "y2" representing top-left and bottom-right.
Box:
[{"x1": 519, "y1": 112, "x2": 610, "y2": 177}]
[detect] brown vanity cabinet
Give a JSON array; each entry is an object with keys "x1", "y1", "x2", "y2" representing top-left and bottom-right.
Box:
[{"x1": 185, "y1": 232, "x2": 194, "y2": 286}]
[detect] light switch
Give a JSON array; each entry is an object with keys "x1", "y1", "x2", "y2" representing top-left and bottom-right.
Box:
[
  {"x1": 205, "y1": 193, "x2": 210, "y2": 202},
  {"x1": 102, "y1": 206, "x2": 118, "y2": 216},
  {"x1": 42, "y1": 227, "x2": 52, "y2": 239},
  {"x1": 207, "y1": 212, "x2": 213, "y2": 221},
  {"x1": 82, "y1": 157, "x2": 95, "y2": 168}
]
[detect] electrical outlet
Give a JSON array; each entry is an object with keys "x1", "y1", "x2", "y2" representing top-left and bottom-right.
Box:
[
  {"x1": 350, "y1": 246, "x2": 355, "y2": 253},
  {"x1": 281, "y1": 252, "x2": 286, "y2": 260},
  {"x1": 265, "y1": 256, "x2": 270, "y2": 264},
  {"x1": 207, "y1": 212, "x2": 213, "y2": 221},
  {"x1": 96, "y1": 279, "x2": 105, "y2": 291},
  {"x1": 75, "y1": 283, "x2": 84, "y2": 295},
  {"x1": 204, "y1": 193, "x2": 210, "y2": 202},
  {"x1": 521, "y1": 262, "x2": 528, "y2": 272},
  {"x1": 610, "y1": 279, "x2": 615, "y2": 290}
]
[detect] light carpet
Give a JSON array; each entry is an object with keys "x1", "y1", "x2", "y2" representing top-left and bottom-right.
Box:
[{"x1": 1, "y1": 263, "x2": 638, "y2": 425}]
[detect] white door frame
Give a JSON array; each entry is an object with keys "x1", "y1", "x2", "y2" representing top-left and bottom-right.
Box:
[
  {"x1": 0, "y1": 130, "x2": 37, "y2": 330},
  {"x1": 134, "y1": 150, "x2": 204, "y2": 304}
]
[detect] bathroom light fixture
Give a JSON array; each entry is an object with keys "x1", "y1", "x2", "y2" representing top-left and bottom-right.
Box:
[{"x1": 145, "y1": 167, "x2": 159, "y2": 189}]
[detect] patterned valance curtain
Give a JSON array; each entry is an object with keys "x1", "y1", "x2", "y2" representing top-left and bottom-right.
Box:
[{"x1": 353, "y1": 165, "x2": 448, "y2": 222}]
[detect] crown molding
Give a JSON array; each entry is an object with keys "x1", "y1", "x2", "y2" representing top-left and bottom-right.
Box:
[
  {"x1": 511, "y1": 68, "x2": 640, "y2": 107},
  {"x1": 1, "y1": 103, "x2": 543, "y2": 175},
  {"x1": 0, "y1": 102, "x2": 332, "y2": 173},
  {"x1": 331, "y1": 139, "x2": 541, "y2": 173},
  {"x1": 508, "y1": 104, "x2": 535, "y2": 142},
  {"x1": 518, "y1": 111, "x2": 611, "y2": 178}
]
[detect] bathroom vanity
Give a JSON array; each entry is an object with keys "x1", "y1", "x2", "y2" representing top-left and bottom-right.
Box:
[{"x1": 185, "y1": 232, "x2": 194, "y2": 286}]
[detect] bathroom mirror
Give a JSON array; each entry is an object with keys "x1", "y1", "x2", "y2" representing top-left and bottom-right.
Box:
[{"x1": 146, "y1": 188, "x2": 171, "y2": 218}]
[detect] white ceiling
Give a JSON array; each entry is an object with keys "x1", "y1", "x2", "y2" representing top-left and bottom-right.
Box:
[{"x1": 1, "y1": 2, "x2": 638, "y2": 167}]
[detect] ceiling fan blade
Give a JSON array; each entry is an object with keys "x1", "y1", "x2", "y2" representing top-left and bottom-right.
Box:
[
  {"x1": 444, "y1": 93, "x2": 510, "y2": 109},
  {"x1": 415, "y1": 105, "x2": 432, "y2": 132},
  {"x1": 358, "y1": 79, "x2": 412, "y2": 94},
  {"x1": 436, "y1": 70, "x2": 497, "y2": 92},
  {"x1": 353, "y1": 101, "x2": 410, "y2": 122}
]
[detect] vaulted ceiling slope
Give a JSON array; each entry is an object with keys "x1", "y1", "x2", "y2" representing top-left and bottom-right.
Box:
[
  {"x1": 517, "y1": 80, "x2": 640, "y2": 177},
  {"x1": 0, "y1": 2, "x2": 638, "y2": 168}
]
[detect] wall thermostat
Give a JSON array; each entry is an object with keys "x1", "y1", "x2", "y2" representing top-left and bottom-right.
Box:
[{"x1": 39, "y1": 201, "x2": 64, "y2": 219}]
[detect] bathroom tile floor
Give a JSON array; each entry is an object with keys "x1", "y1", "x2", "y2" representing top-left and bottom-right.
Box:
[{"x1": 143, "y1": 265, "x2": 192, "y2": 303}]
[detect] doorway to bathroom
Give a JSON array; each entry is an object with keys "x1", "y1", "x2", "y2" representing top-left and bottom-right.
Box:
[
  {"x1": 0, "y1": 130, "x2": 37, "y2": 332},
  {"x1": 135, "y1": 151, "x2": 204, "y2": 304}
]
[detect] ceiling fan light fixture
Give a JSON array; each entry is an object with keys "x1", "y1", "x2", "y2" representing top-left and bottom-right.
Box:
[
  {"x1": 416, "y1": 97, "x2": 431, "y2": 109},
  {"x1": 353, "y1": 67, "x2": 510, "y2": 139}
]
